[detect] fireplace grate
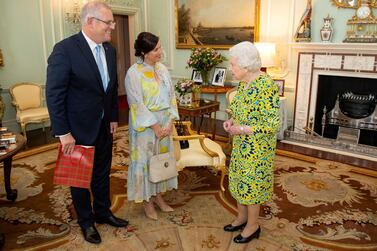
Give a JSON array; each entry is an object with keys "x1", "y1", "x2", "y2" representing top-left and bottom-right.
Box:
[{"x1": 339, "y1": 92, "x2": 376, "y2": 119}]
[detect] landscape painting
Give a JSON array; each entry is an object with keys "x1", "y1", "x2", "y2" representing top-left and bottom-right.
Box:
[{"x1": 176, "y1": 0, "x2": 260, "y2": 49}]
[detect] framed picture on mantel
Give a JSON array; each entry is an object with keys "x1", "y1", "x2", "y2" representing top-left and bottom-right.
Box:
[{"x1": 175, "y1": 0, "x2": 260, "y2": 49}]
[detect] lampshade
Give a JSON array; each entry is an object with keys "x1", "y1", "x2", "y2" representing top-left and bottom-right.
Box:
[{"x1": 254, "y1": 42, "x2": 276, "y2": 68}]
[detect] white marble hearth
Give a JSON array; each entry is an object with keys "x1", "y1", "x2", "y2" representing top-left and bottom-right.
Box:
[{"x1": 281, "y1": 140, "x2": 377, "y2": 163}]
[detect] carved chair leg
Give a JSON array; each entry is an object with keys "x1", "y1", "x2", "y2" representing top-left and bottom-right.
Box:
[{"x1": 219, "y1": 165, "x2": 226, "y2": 192}]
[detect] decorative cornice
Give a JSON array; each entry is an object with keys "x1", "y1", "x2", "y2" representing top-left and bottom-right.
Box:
[
  {"x1": 290, "y1": 42, "x2": 377, "y2": 53},
  {"x1": 103, "y1": 0, "x2": 137, "y2": 7}
]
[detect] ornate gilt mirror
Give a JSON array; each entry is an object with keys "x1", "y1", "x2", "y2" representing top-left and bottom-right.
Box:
[{"x1": 331, "y1": 0, "x2": 376, "y2": 8}]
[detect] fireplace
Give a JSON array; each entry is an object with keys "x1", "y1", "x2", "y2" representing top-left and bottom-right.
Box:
[
  {"x1": 288, "y1": 44, "x2": 377, "y2": 163},
  {"x1": 315, "y1": 75, "x2": 377, "y2": 147}
]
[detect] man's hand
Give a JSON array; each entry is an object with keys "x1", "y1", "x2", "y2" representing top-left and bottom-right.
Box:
[
  {"x1": 60, "y1": 133, "x2": 76, "y2": 155},
  {"x1": 110, "y1": 122, "x2": 118, "y2": 134}
]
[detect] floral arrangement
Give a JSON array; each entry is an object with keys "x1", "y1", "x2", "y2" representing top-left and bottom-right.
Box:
[
  {"x1": 175, "y1": 79, "x2": 195, "y2": 96},
  {"x1": 187, "y1": 48, "x2": 226, "y2": 72}
]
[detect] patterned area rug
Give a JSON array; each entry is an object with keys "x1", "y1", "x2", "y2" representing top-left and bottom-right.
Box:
[{"x1": 0, "y1": 125, "x2": 376, "y2": 250}]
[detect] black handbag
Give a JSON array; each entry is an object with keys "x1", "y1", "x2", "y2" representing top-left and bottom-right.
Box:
[{"x1": 176, "y1": 120, "x2": 189, "y2": 149}]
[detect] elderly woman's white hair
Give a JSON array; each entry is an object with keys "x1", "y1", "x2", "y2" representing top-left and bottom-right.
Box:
[
  {"x1": 80, "y1": 1, "x2": 111, "y2": 26},
  {"x1": 229, "y1": 41, "x2": 261, "y2": 73}
]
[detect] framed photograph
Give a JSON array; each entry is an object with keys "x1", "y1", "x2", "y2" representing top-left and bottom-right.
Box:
[
  {"x1": 274, "y1": 79, "x2": 285, "y2": 97},
  {"x1": 191, "y1": 69, "x2": 203, "y2": 83},
  {"x1": 175, "y1": 0, "x2": 260, "y2": 49},
  {"x1": 211, "y1": 67, "x2": 226, "y2": 86}
]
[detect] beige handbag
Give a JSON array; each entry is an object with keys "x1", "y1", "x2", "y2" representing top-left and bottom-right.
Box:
[{"x1": 149, "y1": 139, "x2": 178, "y2": 183}]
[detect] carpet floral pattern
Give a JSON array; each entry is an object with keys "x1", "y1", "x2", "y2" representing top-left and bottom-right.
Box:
[
  {"x1": 0, "y1": 125, "x2": 376, "y2": 250},
  {"x1": 260, "y1": 156, "x2": 377, "y2": 250}
]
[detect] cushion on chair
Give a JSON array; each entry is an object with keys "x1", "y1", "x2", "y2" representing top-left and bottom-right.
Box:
[
  {"x1": 17, "y1": 107, "x2": 49, "y2": 123},
  {"x1": 176, "y1": 138, "x2": 226, "y2": 171},
  {"x1": 12, "y1": 86, "x2": 42, "y2": 110}
]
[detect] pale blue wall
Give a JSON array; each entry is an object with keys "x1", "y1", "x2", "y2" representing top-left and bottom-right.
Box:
[{"x1": 0, "y1": 1, "x2": 46, "y2": 86}]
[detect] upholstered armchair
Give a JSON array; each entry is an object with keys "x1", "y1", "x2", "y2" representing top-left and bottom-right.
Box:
[
  {"x1": 9, "y1": 83, "x2": 50, "y2": 141},
  {"x1": 173, "y1": 121, "x2": 226, "y2": 192}
]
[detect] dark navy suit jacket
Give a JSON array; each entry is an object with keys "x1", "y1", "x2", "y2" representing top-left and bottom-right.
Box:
[{"x1": 46, "y1": 32, "x2": 118, "y2": 145}]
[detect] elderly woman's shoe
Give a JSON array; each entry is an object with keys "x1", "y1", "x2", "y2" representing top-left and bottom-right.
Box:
[
  {"x1": 223, "y1": 222, "x2": 247, "y2": 232},
  {"x1": 233, "y1": 226, "x2": 261, "y2": 244}
]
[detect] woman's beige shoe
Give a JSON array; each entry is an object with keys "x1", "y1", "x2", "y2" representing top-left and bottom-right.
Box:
[
  {"x1": 144, "y1": 201, "x2": 158, "y2": 220},
  {"x1": 153, "y1": 197, "x2": 174, "y2": 212}
]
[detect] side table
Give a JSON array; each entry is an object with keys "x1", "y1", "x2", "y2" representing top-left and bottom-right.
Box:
[
  {"x1": 1, "y1": 134, "x2": 26, "y2": 201},
  {"x1": 178, "y1": 99, "x2": 220, "y2": 139},
  {"x1": 200, "y1": 85, "x2": 235, "y2": 101}
]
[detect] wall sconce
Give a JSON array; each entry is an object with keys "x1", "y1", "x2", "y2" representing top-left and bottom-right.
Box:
[
  {"x1": 65, "y1": 0, "x2": 87, "y2": 25},
  {"x1": 254, "y1": 42, "x2": 276, "y2": 72}
]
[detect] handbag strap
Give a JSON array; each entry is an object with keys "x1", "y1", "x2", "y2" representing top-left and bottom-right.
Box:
[{"x1": 154, "y1": 139, "x2": 161, "y2": 155}]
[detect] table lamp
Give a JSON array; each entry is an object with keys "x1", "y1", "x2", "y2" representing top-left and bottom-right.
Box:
[{"x1": 254, "y1": 42, "x2": 276, "y2": 72}]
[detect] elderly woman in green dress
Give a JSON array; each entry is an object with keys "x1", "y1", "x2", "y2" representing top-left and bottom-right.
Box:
[{"x1": 223, "y1": 41, "x2": 280, "y2": 244}]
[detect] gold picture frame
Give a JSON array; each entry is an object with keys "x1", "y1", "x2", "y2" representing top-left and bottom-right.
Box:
[{"x1": 175, "y1": 0, "x2": 260, "y2": 49}]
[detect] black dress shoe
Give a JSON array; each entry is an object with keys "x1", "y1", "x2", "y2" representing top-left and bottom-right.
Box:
[
  {"x1": 82, "y1": 226, "x2": 101, "y2": 244},
  {"x1": 233, "y1": 226, "x2": 261, "y2": 244},
  {"x1": 223, "y1": 222, "x2": 247, "y2": 232},
  {"x1": 95, "y1": 214, "x2": 129, "y2": 227}
]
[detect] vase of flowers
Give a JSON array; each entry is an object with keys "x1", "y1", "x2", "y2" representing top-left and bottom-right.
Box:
[
  {"x1": 175, "y1": 79, "x2": 195, "y2": 106},
  {"x1": 187, "y1": 48, "x2": 226, "y2": 85}
]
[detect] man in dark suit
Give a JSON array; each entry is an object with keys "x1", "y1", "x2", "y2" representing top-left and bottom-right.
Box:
[{"x1": 46, "y1": 1, "x2": 128, "y2": 244}]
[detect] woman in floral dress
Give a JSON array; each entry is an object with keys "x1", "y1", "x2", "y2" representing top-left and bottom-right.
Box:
[
  {"x1": 223, "y1": 41, "x2": 280, "y2": 243},
  {"x1": 125, "y1": 32, "x2": 179, "y2": 220}
]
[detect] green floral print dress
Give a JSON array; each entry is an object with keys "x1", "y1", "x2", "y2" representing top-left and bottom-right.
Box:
[{"x1": 229, "y1": 74, "x2": 280, "y2": 205}]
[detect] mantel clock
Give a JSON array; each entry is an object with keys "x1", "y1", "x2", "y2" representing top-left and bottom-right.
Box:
[{"x1": 331, "y1": 0, "x2": 377, "y2": 43}]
